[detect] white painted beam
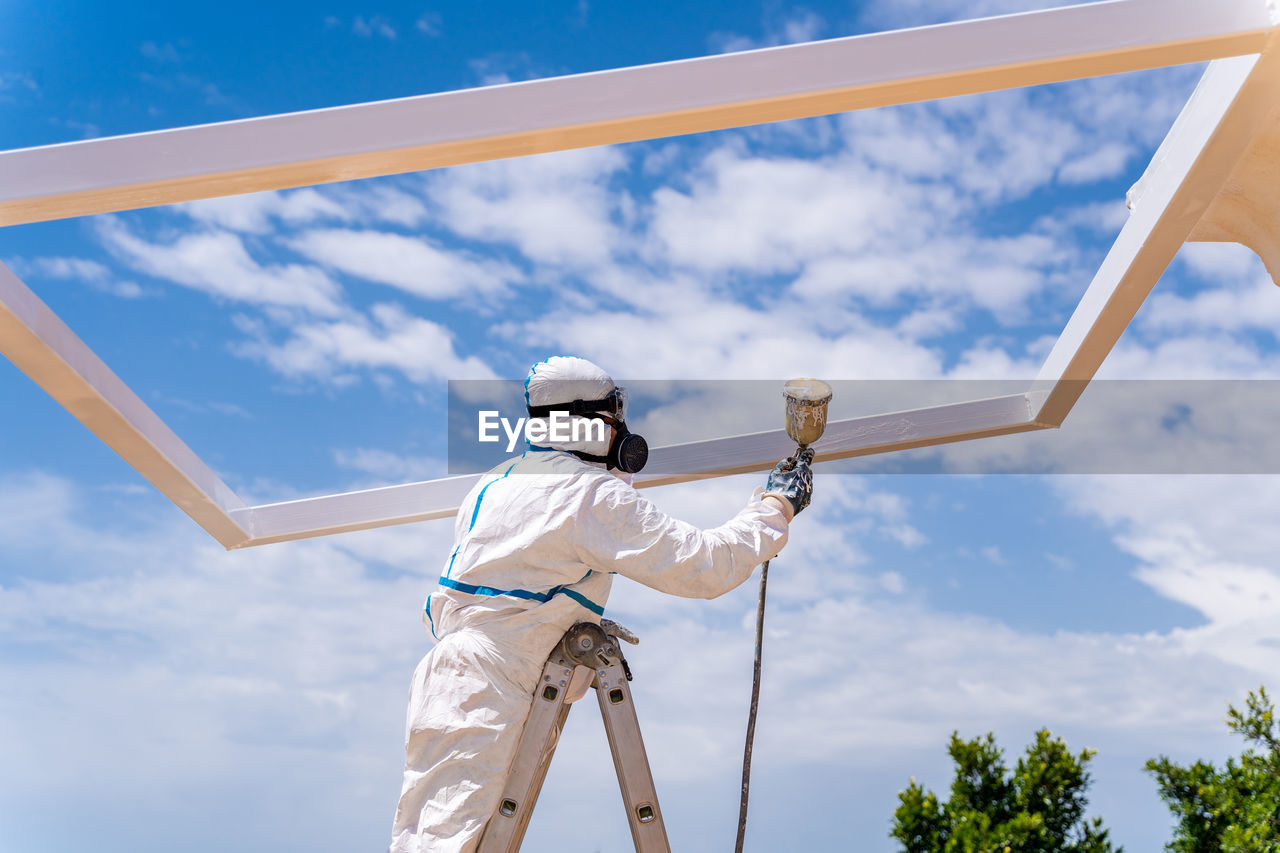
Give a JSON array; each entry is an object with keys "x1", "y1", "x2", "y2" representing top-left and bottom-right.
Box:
[
  {"x1": 1034, "y1": 50, "x2": 1280, "y2": 425},
  {"x1": 637, "y1": 392, "x2": 1041, "y2": 486},
  {"x1": 1, "y1": 0, "x2": 1274, "y2": 226},
  {"x1": 230, "y1": 476, "x2": 481, "y2": 548},
  {"x1": 0, "y1": 262, "x2": 250, "y2": 547},
  {"x1": 230, "y1": 393, "x2": 1041, "y2": 547}
]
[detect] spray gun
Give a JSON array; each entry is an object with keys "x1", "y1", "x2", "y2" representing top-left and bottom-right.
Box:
[{"x1": 735, "y1": 378, "x2": 832, "y2": 853}]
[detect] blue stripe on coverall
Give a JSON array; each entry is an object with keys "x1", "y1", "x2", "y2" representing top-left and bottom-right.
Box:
[
  {"x1": 425, "y1": 450, "x2": 605, "y2": 634},
  {"x1": 437, "y1": 575, "x2": 605, "y2": 616},
  {"x1": 443, "y1": 460, "x2": 519, "y2": 581},
  {"x1": 426, "y1": 460, "x2": 519, "y2": 639}
]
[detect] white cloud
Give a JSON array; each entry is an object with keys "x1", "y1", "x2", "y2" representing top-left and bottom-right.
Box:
[
  {"x1": 1099, "y1": 334, "x2": 1280, "y2": 380},
  {"x1": 426, "y1": 147, "x2": 628, "y2": 270},
  {"x1": 779, "y1": 10, "x2": 825, "y2": 43},
  {"x1": 0, "y1": 70, "x2": 38, "y2": 93},
  {"x1": 896, "y1": 306, "x2": 963, "y2": 340},
  {"x1": 708, "y1": 8, "x2": 827, "y2": 53},
  {"x1": 1054, "y1": 475, "x2": 1280, "y2": 676},
  {"x1": 1138, "y1": 244, "x2": 1280, "y2": 339},
  {"x1": 843, "y1": 96, "x2": 1077, "y2": 202},
  {"x1": 177, "y1": 188, "x2": 350, "y2": 234},
  {"x1": 353, "y1": 15, "x2": 396, "y2": 39},
  {"x1": 947, "y1": 340, "x2": 1044, "y2": 378},
  {"x1": 1177, "y1": 240, "x2": 1268, "y2": 282},
  {"x1": 884, "y1": 524, "x2": 927, "y2": 549},
  {"x1": 140, "y1": 41, "x2": 181, "y2": 63},
  {"x1": 860, "y1": 0, "x2": 1092, "y2": 30},
  {"x1": 92, "y1": 194, "x2": 522, "y2": 388},
  {"x1": 333, "y1": 448, "x2": 446, "y2": 482},
  {"x1": 506, "y1": 284, "x2": 950, "y2": 380},
  {"x1": 1, "y1": 465, "x2": 1268, "y2": 852},
  {"x1": 288, "y1": 228, "x2": 518, "y2": 302},
  {"x1": 1046, "y1": 552, "x2": 1075, "y2": 572},
  {"x1": 233, "y1": 302, "x2": 498, "y2": 383},
  {"x1": 74, "y1": 31, "x2": 1220, "y2": 418},
  {"x1": 844, "y1": 64, "x2": 1193, "y2": 198},
  {"x1": 334, "y1": 183, "x2": 431, "y2": 228},
  {"x1": 27, "y1": 256, "x2": 109, "y2": 280},
  {"x1": 0, "y1": 470, "x2": 453, "y2": 850},
  {"x1": 25, "y1": 255, "x2": 145, "y2": 298},
  {"x1": 878, "y1": 570, "x2": 907, "y2": 592},
  {"x1": 1059, "y1": 141, "x2": 1134, "y2": 185},
  {"x1": 583, "y1": 70, "x2": 1191, "y2": 372},
  {"x1": 649, "y1": 148, "x2": 916, "y2": 275},
  {"x1": 177, "y1": 186, "x2": 429, "y2": 234},
  {"x1": 1143, "y1": 281, "x2": 1280, "y2": 338},
  {"x1": 1036, "y1": 199, "x2": 1131, "y2": 237},
  {"x1": 0, "y1": 470, "x2": 79, "y2": 553},
  {"x1": 901, "y1": 376, "x2": 1280, "y2": 477},
  {"x1": 415, "y1": 12, "x2": 442, "y2": 36},
  {"x1": 98, "y1": 217, "x2": 344, "y2": 316},
  {"x1": 150, "y1": 390, "x2": 253, "y2": 420}
]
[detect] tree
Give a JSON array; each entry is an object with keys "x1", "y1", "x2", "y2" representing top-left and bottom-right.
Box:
[
  {"x1": 1146, "y1": 686, "x2": 1280, "y2": 853},
  {"x1": 891, "y1": 729, "x2": 1119, "y2": 853}
]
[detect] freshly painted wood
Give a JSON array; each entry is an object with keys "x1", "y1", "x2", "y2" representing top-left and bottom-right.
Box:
[
  {"x1": 0, "y1": 0, "x2": 1274, "y2": 225},
  {"x1": 232, "y1": 394, "x2": 1040, "y2": 546},
  {"x1": 1035, "y1": 51, "x2": 1280, "y2": 425},
  {"x1": 230, "y1": 476, "x2": 481, "y2": 548},
  {"x1": 1187, "y1": 110, "x2": 1280, "y2": 283},
  {"x1": 0, "y1": 262, "x2": 249, "y2": 547}
]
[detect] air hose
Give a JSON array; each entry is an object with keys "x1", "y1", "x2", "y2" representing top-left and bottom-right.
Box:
[
  {"x1": 736, "y1": 378, "x2": 829, "y2": 850},
  {"x1": 734, "y1": 557, "x2": 770, "y2": 853}
]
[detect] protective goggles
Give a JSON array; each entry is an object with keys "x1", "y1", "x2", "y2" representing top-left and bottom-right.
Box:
[{"x1": 526, "y1": 386, "x2": 628, "y2": 421}]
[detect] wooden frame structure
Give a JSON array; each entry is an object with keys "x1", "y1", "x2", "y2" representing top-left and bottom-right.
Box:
[{"x1": 1, "y1": 0, "x2": 1278, "y2": 548}]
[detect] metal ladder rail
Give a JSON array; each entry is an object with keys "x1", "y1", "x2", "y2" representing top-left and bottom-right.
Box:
[{"x1": 477, "y1": 622, "x2": 671, "y2": 853}]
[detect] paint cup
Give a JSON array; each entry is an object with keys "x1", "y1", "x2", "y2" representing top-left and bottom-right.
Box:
[{"x1": 782, "y1": 378, "x2": 832, "y2": 449}]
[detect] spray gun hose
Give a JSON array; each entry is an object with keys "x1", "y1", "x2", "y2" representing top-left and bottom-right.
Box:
[
  {"x1": 739, "y1": 374, "x2": 827, "y2": 847},
  {"x1": 735, "y1": 557, "x2": 770, "y2": 852}
]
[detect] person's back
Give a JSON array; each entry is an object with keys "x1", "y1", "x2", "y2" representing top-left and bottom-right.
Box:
[{"x1": 427, "y1": 449, "x2": 619, "y2": 684}]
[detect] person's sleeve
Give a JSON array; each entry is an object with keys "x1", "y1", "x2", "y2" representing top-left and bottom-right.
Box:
[{"x1": 572, "y1": 475, "x2": 789, "y2": 599}]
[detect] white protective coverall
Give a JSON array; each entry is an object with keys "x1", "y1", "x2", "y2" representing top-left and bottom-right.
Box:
[{"x1": 389, "y1": 359, "x2": 790, "y2": 853}]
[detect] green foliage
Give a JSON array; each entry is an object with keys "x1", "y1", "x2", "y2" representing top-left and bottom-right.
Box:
[
  {"x1": 891, "y1": 729, "x2": 1119, "y2": 853},
  {"x1": 1146, "y1": 686, "x2": 1280, "y2": 853}
]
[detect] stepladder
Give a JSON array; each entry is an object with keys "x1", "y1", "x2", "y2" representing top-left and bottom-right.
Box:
[{"x1": 477, "y1": 619, "x2": 671, "y2": 853}]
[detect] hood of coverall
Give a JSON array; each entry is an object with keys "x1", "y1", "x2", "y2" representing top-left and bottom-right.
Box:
[{"x1": 524, "y1": 356, "x2": 619, "y2": 460}]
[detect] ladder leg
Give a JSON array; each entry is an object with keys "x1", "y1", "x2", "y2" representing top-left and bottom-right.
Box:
[
  {"x1": 477, "y1": 621, "x2": 669, "y2": 853},
  {"x1": 477, "y1": 650, "x2": 593, "y2": 853},
  {"x1": 595, "y1": 656, "x2": 672, "y2": 853}
]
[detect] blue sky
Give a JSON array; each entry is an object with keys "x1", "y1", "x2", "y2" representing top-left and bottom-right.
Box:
[{"x1": 4, "y1": 1, "x2": 1280, "y2": 851}]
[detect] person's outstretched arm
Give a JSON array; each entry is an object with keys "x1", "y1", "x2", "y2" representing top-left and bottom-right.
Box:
[{"x1": 571, "y1": 473, "x2": 798, "y2": 600}]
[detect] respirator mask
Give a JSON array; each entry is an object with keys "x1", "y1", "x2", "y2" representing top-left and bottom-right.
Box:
[{"x1": 526, "y1": 386, "x2": 649, "y2": 474}]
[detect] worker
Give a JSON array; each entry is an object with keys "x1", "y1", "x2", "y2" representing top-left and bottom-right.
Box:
[{"x1": 388, "y1": 356, "x2": 815, "y2": 853}]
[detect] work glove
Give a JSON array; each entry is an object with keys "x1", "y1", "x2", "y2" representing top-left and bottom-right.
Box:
[{"x1": 763, "y1": 447, "x2": 815, "y2": 518}]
